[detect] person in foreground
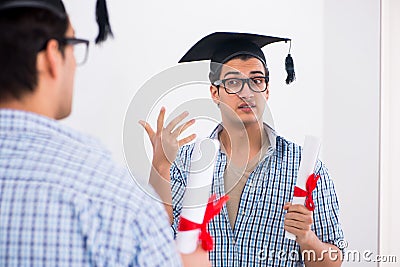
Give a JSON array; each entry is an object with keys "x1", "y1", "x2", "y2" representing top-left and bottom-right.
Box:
[
  {"x1": 141, "y1": 32, "x2": 345, "y2": 266},
  {"x1": 0, "y1": 0, "x2": 210, "y2": 266}
]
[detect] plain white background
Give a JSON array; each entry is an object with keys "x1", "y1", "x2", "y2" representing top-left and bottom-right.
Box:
[
  {"x1": 381, "y1": 0, "x2": 400, "y2": 265},
  {"x1": 63, "y1": 0, "x2": 384, "y2": 265}
]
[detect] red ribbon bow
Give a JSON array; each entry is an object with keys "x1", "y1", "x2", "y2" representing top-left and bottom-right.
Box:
[
  {"x1": 178, "y1": 194, "x2": 229, "y2": 251},
  {"x1": 293, "y1": 173, "x2": 320, "y2": 211}
]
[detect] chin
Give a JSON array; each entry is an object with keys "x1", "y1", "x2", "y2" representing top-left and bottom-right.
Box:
[
  {"x1": 239, "y1": 113, "x2": 261, "y2": 123},
  {"x1": 55, "y1": 109, "x2": 72, "y2": 120},
  {"x1": 230, "y1": 117, "x2": 259, "y2": 127},
  {"x1": 222, "y1": 109, "x2": 262, "y2": 126}
]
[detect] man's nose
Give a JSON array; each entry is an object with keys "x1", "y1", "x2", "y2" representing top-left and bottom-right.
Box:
[{"x1": 237, "y1": 80, "x2": 254, "y2": 98}]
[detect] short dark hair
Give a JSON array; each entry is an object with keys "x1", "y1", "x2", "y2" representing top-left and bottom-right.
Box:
[
  {"x1": 0, "y1": 8, "x2": 68, "y2": 100},
  {"x1": 208, "y1": 54, "x2": 270, "y2": 84}
]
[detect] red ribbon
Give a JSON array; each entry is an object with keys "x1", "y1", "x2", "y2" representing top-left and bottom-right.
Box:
[
  {"x1": 178, "y1": 194, "x2": 229, "y2": 251},
  {"x1": 293, "y1": 173, "x2": 320, "y2": 211}
]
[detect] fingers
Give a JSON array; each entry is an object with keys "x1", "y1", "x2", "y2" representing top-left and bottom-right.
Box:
[
  {"x1": 139, "y1": 120, "x2": 155, "y2": 138},
  {"x1": 284, "y1": 204, "x2": 315, "y2": 245},
  {"x1": 164, "y1": 110, "x2": 196, "y2": 144},
  {"x1": 178, "y1": 134, "x2": 197, "y2": 147},
  {"x1": 165, "y1": 111, "x2": 189, "y2": 132},
  {"x1": 285, "y1": 211, "x2": 313, "y2": 225},
  {"x1": 283, "y1": 202, "x2": 291, "y2": 210},
  {"x1": 284, "y1": 225, "x2": 304, "y2": 237},
  {"x1": 284, "y1": 219, "x2": 312, "y2": 238},
  {"x1": 284, "y1": 220, "x2": 310, "y2": 238},
  {"x1": 172, "y1": 119, "x2": 195, "y2": 137},
  {"x1": 141, "y1": 107, "x2": 195, "y2": 147},
  {"x1": 286, "y1": 204, "x2": 312, "y2": 215},
  {"x1": 284, "y1": 221, "x2": 310, "y2": 231},
  {"x1": 284, "y1": 204, "x2": 313, "y2": 233},
  {"x1": 157, "y1": 107, "x2": 166, "y2": 133}
]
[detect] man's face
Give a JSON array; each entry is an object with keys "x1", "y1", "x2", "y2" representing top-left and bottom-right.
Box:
[
  {"x1": 56, "y1": 21, "x2": 77, "y2": 120},
  {"x1": 210, "y1": 57, "x2": 269, "y2": 127}
]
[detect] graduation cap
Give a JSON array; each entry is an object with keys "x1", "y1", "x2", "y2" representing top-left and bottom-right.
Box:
[
  {"x1": 0, "y1": 0, "x2": 113, "y2": 44},
  {"x1": 179, "y1": 32, "x2": 295, "y2": 84}
]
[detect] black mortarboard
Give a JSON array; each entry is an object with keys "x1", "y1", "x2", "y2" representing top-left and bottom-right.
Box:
[
  {"x1": 0, "y1": 0, "x2": 113, "y2": 44},
  {"x1": 179, "y1": 32, "x2": 295, "y2": 84}
]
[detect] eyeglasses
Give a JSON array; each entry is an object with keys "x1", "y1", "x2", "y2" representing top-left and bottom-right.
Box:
[
  {"x1": 39, "y1": 37, "x2": 90, "y2": 66},
  {"x1": 213, "y1": 76, "x2": 269, "y2": 94},
  {"x1": 59, "y1": 38, "x2": 90, "y2": 66}
]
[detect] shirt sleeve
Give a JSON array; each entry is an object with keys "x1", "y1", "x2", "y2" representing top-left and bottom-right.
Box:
[
  {"x1": 130, "y1": 202, "x2": 183, "y2": 267},
  {"x1": 170, "y1": 161, "x2": 187, "y2": 238},
  {"x1": 312, "y1": 160, "x2": 346, "y2": 252},
  {"x1": 170, "y1": 145, "x2": 194, "y2": 238},
  {"x1": 74, "y1": 190, "x2": 183, "y2": 266}
]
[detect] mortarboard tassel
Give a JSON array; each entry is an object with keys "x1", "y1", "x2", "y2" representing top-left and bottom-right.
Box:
[
  {"x1": 285, "y1": 40, "x2": 295, "y2": 84},
  {"x1": 95, "y1": 0, "x2": 113, "y2": 44},
  {"x1": 285, "y1": 53, "x2": 295, "y2": 84}
]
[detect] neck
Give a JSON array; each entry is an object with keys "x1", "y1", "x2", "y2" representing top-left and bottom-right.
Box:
[
  {"x1": 0, "y1": 90, "x2": 57, "y2": 119},
  {"x1": 219, "y1": 121, "x2": 265, "y2": 164}
]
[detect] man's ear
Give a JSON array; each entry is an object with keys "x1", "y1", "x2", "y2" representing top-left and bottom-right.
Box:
[
  {"x1": 37, "y1": 39, "x2": 62, "y2": 79},
  {"x1": 210, "y1": 85, "x2": 220, "y2": 105},
  {"x1": 265, "y1": 84, "x2": 270, "y2": 101}
]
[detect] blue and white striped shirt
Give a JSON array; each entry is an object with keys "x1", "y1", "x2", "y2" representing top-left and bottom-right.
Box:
[
  {"x1": 171, "y1": 124, "x2": 344, "y2": 266},
  {"x1": 0, "y1": 109, "x2": 182, "y2": 267}
]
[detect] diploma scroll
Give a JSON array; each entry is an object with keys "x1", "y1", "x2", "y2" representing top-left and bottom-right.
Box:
[
  {"x1": 176, "y1": 138, "x2": 220, "y2": 254},
  {"x1": 285, "y1": 135, "x2": 321, "y2": 241}
]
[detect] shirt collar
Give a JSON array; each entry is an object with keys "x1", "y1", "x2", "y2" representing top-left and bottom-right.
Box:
[
  {"x1": 0, "y1": 109, "x2": 98, "y2": 147},
  {"x1": 208, "y1": 122, "x2": 277, "y2": 150}
]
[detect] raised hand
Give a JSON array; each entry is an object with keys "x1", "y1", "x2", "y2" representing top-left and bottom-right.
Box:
[{"x1": 139, "y1": 106, "x2": 196, "y2": 175}]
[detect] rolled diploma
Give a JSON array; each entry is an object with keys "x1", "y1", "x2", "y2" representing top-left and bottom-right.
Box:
[
  {"x1": 285, "y1": 135, "x2": 321, "y2": 240},
  {"x1": 176, "y1": 138, "x2": 220, "y2": 254}
]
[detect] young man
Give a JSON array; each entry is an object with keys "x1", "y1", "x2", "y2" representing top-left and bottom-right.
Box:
[
  {"x1": 0, "y1": 0, "x2": 209, "y2": 266},
  {"x1": 142, "y1": 32, "x2": 345, "y2": 266}
]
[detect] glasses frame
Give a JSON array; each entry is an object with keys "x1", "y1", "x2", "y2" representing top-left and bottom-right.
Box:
[
  {"x1": 58, "y1": 37, "x2": 90, "y2": 66},
  {"x1": 213, "y1": 76, "x2": 270, "y2": 94},
  {"x1": 39, "y1": 37, "x2": 90, "y2": 66}
]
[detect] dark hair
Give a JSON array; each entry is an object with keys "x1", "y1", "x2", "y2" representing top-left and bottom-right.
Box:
[
  {"x1": 208, "y1": 54, "x2": 270, "y2": 84},
  {"x1": 0, "y1": 8, "x2": 69, "y2": 100}
]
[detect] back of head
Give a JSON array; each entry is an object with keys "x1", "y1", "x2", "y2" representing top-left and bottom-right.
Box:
[{"x1": 0, "y1": 7, "x2": 68, "y2": 101}]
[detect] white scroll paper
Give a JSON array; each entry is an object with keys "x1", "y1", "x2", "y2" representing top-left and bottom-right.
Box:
[
  {"x1": 285, "y1": 135, "x2": 321, "y2": 240},
  {"x1": 176, "y1": 138, "x2": 220, "y2": 254}
]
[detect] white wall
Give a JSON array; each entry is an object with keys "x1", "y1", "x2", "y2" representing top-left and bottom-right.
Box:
[
  {"x1": 63, "y1": 0, "x2": 325, "y2": 162},
  {"x1": 62, "y1": 0, "x2": 382, "y2": 265},
  {"x1": 381, "y1": 0, "x2": 400, "y2": 265},
  {"x1": 323, "y1": 1, "x2": 380, "y2": 266}
]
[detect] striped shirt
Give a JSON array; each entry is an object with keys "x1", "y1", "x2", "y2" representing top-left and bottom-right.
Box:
[
  {"x1": 0, "y1": 109, "x2": 182, "y2": 267},
  {"x1": 171, "y1": 123, "x2": 344, "y2": 266}
]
